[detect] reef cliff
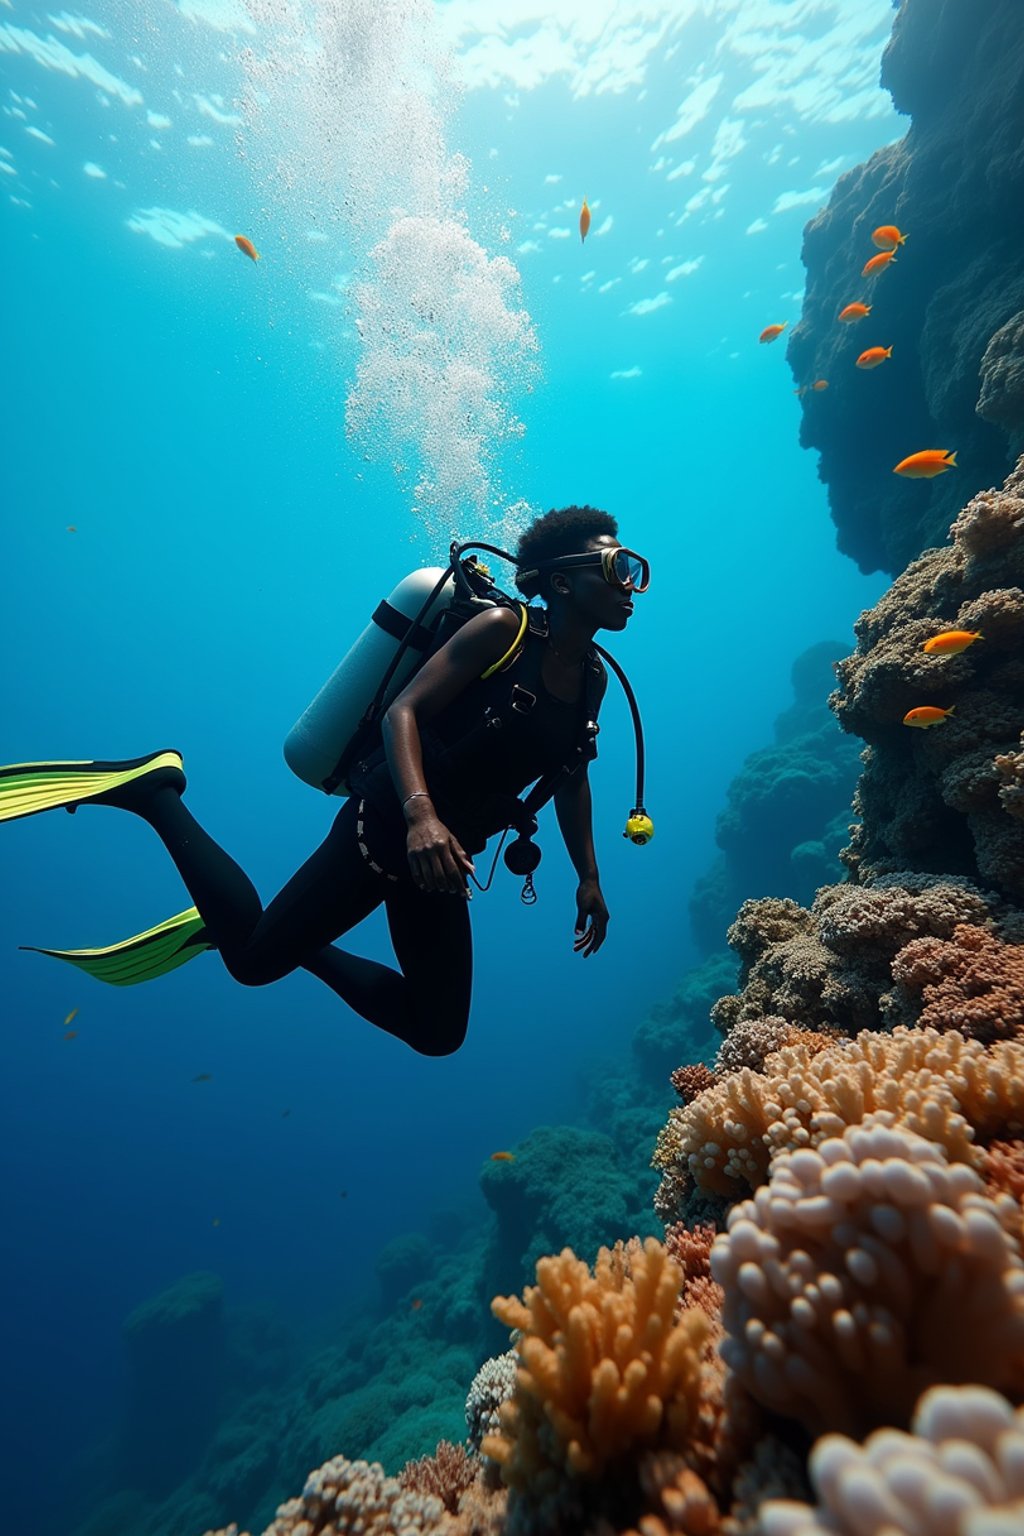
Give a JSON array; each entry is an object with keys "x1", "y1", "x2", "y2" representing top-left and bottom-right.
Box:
[{"x1": 788, "y1": 0, "x2": 1024, "y2": 574}]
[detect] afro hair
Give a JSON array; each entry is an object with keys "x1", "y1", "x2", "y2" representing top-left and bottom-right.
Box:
[{"x1": 514, "y1": 505, "x2": 618, "y2": 600}]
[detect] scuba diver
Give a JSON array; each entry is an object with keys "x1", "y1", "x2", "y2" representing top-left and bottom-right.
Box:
[{"x1": 1, "y1": 506, "x2": 650, "y2": 1058}]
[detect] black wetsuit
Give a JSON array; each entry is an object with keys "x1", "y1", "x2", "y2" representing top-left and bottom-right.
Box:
[{"x1": 138, "y1": 622, "x2": 599, "y2": 1056}]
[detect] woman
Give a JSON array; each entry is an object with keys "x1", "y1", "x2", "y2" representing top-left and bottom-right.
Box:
[{"x1": 1, "y1": 506, "x2": 647, "y2": 1056}]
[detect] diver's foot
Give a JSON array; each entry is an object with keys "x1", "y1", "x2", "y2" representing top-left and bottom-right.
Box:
[{"x1": 0, "y1": 751, "x2": 185, "y2": 824}]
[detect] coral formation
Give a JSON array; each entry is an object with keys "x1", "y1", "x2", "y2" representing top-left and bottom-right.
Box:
[
  {"x1": 758, "y1": 1385, "x2": 1024, "y2": 1536},
  {"x1": 831, "y1": 461, "x2": 1024, "y2": 902},
  {"x1": 788, "y1": 0, "x2": 1024, "y2": 573},
  {"x1": 400, "y1": 1443, "x2": 478, "y2": 1514},
  {"x1": 653, "y1": 1027, "x2": 1024, "y2": 1220},
  {"x1": 887, "y1": 922, "x2": 1024, "y2": 1038},
  {"x1": 710, "y1": 1119, "x2": 1024, "y2": 1437},
  {"x1": 482, "y1": 1239, "x2": 711, "y2": 1531},
  {"x1": 465, "y1": 1351, "x2": 518, "y2": 1453}
]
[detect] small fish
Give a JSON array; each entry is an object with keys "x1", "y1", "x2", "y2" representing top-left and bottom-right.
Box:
[
  {"x1": 490, "y1": 1151, "x2": 516, "y2": 1162},
  {"x1": 234, "y1": 234, "x2": 260, "y2": 262},
  {"x1": 922, "y1": 629, "x2": 983, "y2": 656},
  {"x1": 64, "y1": 1007, "x2": 79, "y2": 1027},
  {"x1": 66, "y1": 525, "x2": 77, "y2": 533},
  {"x1": 410, "y1": 1297, "x2": 423, "y2": 1311},
  {"x1": 339, "y1": 1190, "x2": 348, "y2": 1199},
  {"x1": 281, "y1": 1109, "x2": 291, "y2": 1118},
  {"x1": 192, "y1": 1073, "x2": 212, "y2": 1083},
  {"x1": 759, "y1": 323, "x2": 786, "y2": 344},
  {"x1": 811, "y1": 379, "x2": 829, "y2": 391},
  {"x1": 856, "y1": 345, "x2": 893, "y2": 369},
  {"x1": 872, "y1": 224, "x2": 907, "y2": 250},
  {"x1": 838, "y1": 302, "x2": 871, "y2": 323},
  {"x1": 64, "y1": 1030, "x2": 78, "y2": 1041},
  {"x1": 212, "y1": 1217, "x2": 221, "y2": 1227},
  {"x1": 579, "y1": 198, "x2": 591, "y2": 243},
  {"x1": 903, "y1": 705, "x2": 955, "y2": 729},
  {"x1": 894, "y1": 449, "x2": 957, "y2": 479},
  {"x1": 862, "y1": 251, "x2": 896, "y2": 277}
]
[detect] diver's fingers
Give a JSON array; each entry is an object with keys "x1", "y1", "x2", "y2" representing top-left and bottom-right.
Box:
[{"x1": 450, "y1": 835, "x2": 475, "y2": 876}]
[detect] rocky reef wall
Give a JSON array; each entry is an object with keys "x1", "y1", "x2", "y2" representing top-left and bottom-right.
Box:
[{"x1": 789, "y1": 0, "x2": 1024, "y2": 574}]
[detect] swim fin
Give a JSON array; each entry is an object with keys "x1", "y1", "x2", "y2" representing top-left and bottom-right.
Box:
[
  {"x1": 20, "y1": 907, "x2": 213, "y2": 986},
  {"x1": 0, "y1": 750, "x2": 185, "y2": 824}
]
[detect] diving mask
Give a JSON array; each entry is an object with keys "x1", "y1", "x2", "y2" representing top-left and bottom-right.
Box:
[{"x1": 518, "y1": 546, "x2": 650, "y2": 594}]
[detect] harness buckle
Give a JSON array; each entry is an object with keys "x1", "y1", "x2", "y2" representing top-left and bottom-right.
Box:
[{"x1": 510, "y1": 685, "x2": 537, "y2": 715}]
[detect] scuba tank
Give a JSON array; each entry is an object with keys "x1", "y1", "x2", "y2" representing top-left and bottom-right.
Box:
[{"x1": 284, "y1": 566, "x2": 456, "y2": 796}]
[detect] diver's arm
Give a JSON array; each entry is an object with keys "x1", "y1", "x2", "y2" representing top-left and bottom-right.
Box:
[
  {"x1": 555, "y1": 769, "x2": 609, "y2": 956},
  {"x1": 382, "y1": 606, "x2": 522, "y2": 894}
]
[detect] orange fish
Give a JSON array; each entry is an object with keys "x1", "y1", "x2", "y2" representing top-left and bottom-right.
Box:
[
  {"x1": 811, "y1": 379, "x2": 829, "y2": 391},
  {"x1": 903, "y1": 705, "x2": 955, "y2": 729},
  {"x1": 64, "y1": 1030, "x2": 78, "y2": 1041},
  {"x1": 579, "y1": 198, "x2": 591, "y2": 243},
  {"x1": 410, "y1": 1297, "x2": 423, "y2": 1311},
  {"x1": 894, "y1": 449, "x2": 957, "y2": 479},
  {"x1": 490, "y1": 1151, "x2": 515, "y2": 1162},
  {"x1": 856, "y1": 345, "x2": 893, "y2": 369},
  {"x1": 872, "y1": 224, "x2": 907, "y2": 250},
  {"x1": 64, "y1": 1008, "x2": 79, "y2": 1027},
  {"x1": 838, "y1": 302, "x2": 871, "y2": 323},
  {"x1": 922, "y1": 629, "x2": 983, "y2": 656},
  {"x1": 862, "y1": 251, "x2": 896, "y2": 277},
  {"x1": 759, "y1": 323, "x2": 786, "y2": 344},
  {"x1": 235, "y1": 234, "x2": 260, "y2": 262}
]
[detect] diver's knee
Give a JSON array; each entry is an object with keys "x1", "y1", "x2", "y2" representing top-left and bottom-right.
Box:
[
  {"x1": 222, "y1": 952, "x2": 285, "y2": 988},
  {"x1": 412, "y1": 1017, "x2": 468, "y2": 1057}
]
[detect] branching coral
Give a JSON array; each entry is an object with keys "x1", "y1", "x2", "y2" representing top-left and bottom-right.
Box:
[
  {"x1": 483, "y1": 1239, "x2": 712, "y2": 1531},
  {"x1": 710, "y1": 1120, "x2": 1024, "y2": 1439},
  {"x1": 653, "y1": 1027, "x2": 1024, "y2": 1222},
  {"x1": 887, "y1": 922, "x2": 1024, "y2": 1039},
  {"x1": 758, "y1": 1386, "x2": 1024, "y2": 1536},
  {"x1": 671, "y1": 1065, "x2": 718, "y2": 1103},
  {"x1": 400, "y1": 1442, "x2": 478, "y2": 1514}
]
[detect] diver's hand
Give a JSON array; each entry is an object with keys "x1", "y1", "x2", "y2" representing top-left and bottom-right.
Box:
[
  {"x1": 405, "y1": 805, "x2": 475, "y2": 896},
  {"x1": 573, "y1": 877, "x2": 609, "y2": 957}
]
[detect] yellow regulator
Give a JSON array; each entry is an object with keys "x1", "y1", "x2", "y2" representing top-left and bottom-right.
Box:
[{"x1": 624, "y1": 809, "x2": 654, "y2": 846}]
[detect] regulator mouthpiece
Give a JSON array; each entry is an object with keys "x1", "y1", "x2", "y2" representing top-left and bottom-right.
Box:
[{"x1": 624, "y1": 809, "x2": 654, "y2": 846}]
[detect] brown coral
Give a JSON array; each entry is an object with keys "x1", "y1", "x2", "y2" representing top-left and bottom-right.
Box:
[
  {"x1": 401, "y1": 1442, "x2": 479, "y2": 1514},
  {"x1": 671, "y1": 1064, "x2": 719, "y2": 1103},
  {"x1": 758, "y1": 1386, "x2": 1024, "y2": 1536},
  {"x1": 713, "y1": 1019, "x2": 840, "y2": 1076},
  {"x1": 887, "y1": 922, "x2": 1024, "y2": 1039},
  {"x1": 710, "y1": 1119, "x2": 1024, "y2": 1438},
  {"x1": 653, "y1": 1026, "x2": 1024, "y2": 1221},
  {"x1": 996, "y1": 731, "x2": 1024, "y2": 819}
]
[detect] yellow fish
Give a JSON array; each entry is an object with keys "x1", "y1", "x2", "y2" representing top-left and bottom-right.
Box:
[
  {"x1": 922, "y1": 630, "x2": 983, "y2": 656},
  {"x1": 903, "y1": 705, "x2": 955, "y2": 728},
  {"x1": 64, "y1": 1008, "x2": 79, "y2": 1027}
]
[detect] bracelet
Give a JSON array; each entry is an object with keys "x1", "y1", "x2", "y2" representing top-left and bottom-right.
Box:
[{"x1": 402, "y1": 791, "x2": 431, "y2": 810}]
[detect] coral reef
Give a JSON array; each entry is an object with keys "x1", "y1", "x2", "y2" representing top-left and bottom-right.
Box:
[
  {"x1": 710, "y1": 1119, "x2": 1024, "y2": 1437},
  {"x1": 465, "y1": 1352, "x2": 518, "y2": 1454},
  {"x1": 689, "y1": 644, "x2": 861, "y2": 955},
  {"x1": 759, "y1": 1385, "x2": 1024, "y2": 1536},
  {"x1": 482, "y1": 1239, "x2": 713, "y2": 1531},
  {"x1": 653, "y1": 1026, "x2": 1024, "y2": 1220},
  {"x1": 887, "y1": 922, "x2": 1024, "y2": 1038},
  {"x1": 788, "y1": 0, "x2": 1024, "y2": 574},
  {"x1": 832, "y1": 462, "x2": 1024, "y2": 901}
]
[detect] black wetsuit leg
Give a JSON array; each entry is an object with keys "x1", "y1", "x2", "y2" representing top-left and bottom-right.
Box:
[{"x1": 140, "y1": 788, "x2": 472, "y2": 1054}]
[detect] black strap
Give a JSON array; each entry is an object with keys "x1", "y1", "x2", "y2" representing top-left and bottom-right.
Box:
[{"x1": 371, "y1": 600, "x2": 438, "y2": 652}]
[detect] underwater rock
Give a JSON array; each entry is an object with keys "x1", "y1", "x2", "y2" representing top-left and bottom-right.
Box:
[
  {"x1": 121, "y1": 1271, "x2": 226, "y2": 1497},
  {"x1": 689, "y1": 641, "x2": 861, "y2": 953},
  {"x1": 789, "y1": 0, "x2": 1024, "y2": 574}
]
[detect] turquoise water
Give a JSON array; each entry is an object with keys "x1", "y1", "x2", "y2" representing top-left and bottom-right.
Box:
[{"x1": 1, "y1": 2, "x2": 898, "y2": 1528}]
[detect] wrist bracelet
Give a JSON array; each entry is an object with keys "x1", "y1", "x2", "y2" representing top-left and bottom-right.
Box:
[{"x1": 403, "y1": 791, "x2": 430, "y2": 810}]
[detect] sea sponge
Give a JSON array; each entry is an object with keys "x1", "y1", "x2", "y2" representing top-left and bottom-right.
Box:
[
  {"x1": 757, "y1": 1385, "x2": 1024, "y2": 1536},
  {"x1": 710, "y1": 1120, "x2": 1024, "y2": 1438},
  {"x1": 653, "y1": 1026, "x2": 1018, "y2": 1217},
  {"x1": 483, "y1": 1239, "x2": 709, "y2": 1529},
  {"x1": 887, "y1": 922, "x2": 1024, "y2": 1039}
]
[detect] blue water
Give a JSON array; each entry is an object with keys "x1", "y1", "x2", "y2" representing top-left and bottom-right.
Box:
[{"x1": 1, "y1": 2, "x2": 898, "y2": 1528}]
